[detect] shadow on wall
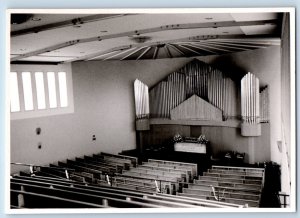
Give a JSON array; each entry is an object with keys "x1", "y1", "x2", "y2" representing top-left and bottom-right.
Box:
[{"x1": 209, "y1": 55, "x2": 248, "y2": 82}]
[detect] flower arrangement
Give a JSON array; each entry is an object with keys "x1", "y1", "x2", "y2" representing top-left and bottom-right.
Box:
[
  {"x1": 197, "y1": 134, "x2": 208, "y2": 144},
  {"x1": 173, "y1": 133, "x2": 183, "y2": 143}
]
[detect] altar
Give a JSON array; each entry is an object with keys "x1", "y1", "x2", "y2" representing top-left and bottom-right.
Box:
[{"x1": 174, "y1": 142, "x2": 206, "y2": 154}]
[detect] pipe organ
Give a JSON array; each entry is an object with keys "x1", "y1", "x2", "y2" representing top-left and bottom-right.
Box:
[
  {"x1": 134, "y1": 59, "x2": 267, "y2": 136},
  {"x1": 149, "y1": 72, "x2": 186, "y2": 118},
  {"x1": 260, "y1": 86, "x2": 269, "y2": 123},
  {"x1": 240, "y1": 72, "x2": 261, "y2": 136},
  {"x1": 149, "y1": 60, "x2": 238, "y2": 120},
  {"x1": 134, "y1": 79, "x2": 150, "y2": 130}
]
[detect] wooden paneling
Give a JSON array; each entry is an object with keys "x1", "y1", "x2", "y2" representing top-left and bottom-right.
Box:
[
  {"x1": 142, "y1": 125, "x2": 191, "y2": 147},
  {"x1": 170, "y1": 95, "x2": 222, "y2": 121}
]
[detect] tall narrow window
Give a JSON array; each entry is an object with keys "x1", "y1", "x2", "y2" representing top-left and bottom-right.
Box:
[
  {"x1": 35, "y1": 72, "x2": 46, "y2": 109},
  {"x1": 22, "y1": 72, "x2": 34, "y2": 111},
  {"x1": 47, "y1": 72, "x2": 57, "y2": 108},
  {"x1": 58, "y1": 72, "x2": 68, "y2": 107},
  {"x1": 10, "y1": 72, "x2": 20, "y2": 112}
]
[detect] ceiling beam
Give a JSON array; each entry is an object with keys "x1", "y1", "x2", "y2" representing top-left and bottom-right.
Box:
[
  {"x1": 87, "y1": 50, "x2": 120, "y2": 61},
  {"x1": 153, "y1": 47, "x2": 159, "y2": 59},
  {"x1": 62, "y1": 34, "x2": 279, "y2": 63},
  {"x1": 204, "y1": 42, "x2": 250, "y2": 51},
  {"x1": 164, "y1": 46, "x2": 172, "y2": 58},
  {"x1": 103, "y1": 47, "x2": 136, "y2": 60},
  {"x1": 206, "y1": 41, "x2": 268, "y2": 49},
  {"x1": 191, "y1": 42, "x2": 232, "y2": 52},
  {"x1": 120, "y1": 46, "x2": 147, "y2": 60},
  {"x1": 11, "y1": 19, "x2": 278, "y2": 61},
  {"x1": 178, "y1": 44, "x2": 202, "y2": 55},
  {"x1": 209, "y1": 39, "x2": 280, "y2": 45},
  {"x1": 167, "y1": 44, "x2": 186, "y2": 56},
  {"x1": 136, "y1": 47, "x2": 151, "y2": 60},
  {"x1": 11, "y1": 14, "x2": 130, "y2": 37},
  {"x1": 180, "y1": 43, "x2": 217, "y2": 54},
  {"x1": 66, "y1": 35, "x2": 213, "y2": 62}
]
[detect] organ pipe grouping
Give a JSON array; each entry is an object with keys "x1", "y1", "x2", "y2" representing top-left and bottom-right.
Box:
[{"x1": 241, "y1": 72, "x2": 260, "y2": 124}]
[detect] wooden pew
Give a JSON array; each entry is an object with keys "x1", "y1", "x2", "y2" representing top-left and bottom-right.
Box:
[
  {"x1": 11, "y1": 181, "x2": 162, "y2": 208},
  {"x1": 12, "y1": 175, "x2": 156, "y2": 197},
  {"x1": 177, "y1": 192, "x2": 259, "y2": 207},
  {"x1": 12, "y1": 178, "x2": 199, "y2": 208},
  {"x1": 188, "y1": 183, "x2": 261, "y2": 195},
  {"x1": 35, "y1": 171, "x2": 65, "y2": 179},
  {"x1": 139, "y1": 165, "x2": 191, "y2": 182},
  {"x1": 182, "y1": 187, "x2": 260, "y2": 201},
  {"x1": 11, "y1": 176, "x2": 243, "y2": 208},
  {"x1": 191, "y1": 181, "x2": 261, "y2": 192},
  {"x1": 198, "y1": 175, "x2": 262, "y2": 185},
  {"x1": 83, "y1": 155, "x2": 124, "y2": 173},
  {"x1": 122, "y1": 171, "x2": 182, "y2": 183},
  {"x1": 101, "y1": 152, "x2": 138, "y2": 167},
  {"x1": 11, "y1": 189, "x2": 106, "y2": 208},
  {"x1": 203, "y1": 172, "x2": 263, "y2": 181},
  {"x1": 209, "y1": 169, "x2": 264, "y2": 177},
  {"x1": 114, "y1": 182, "x2": 158, "y2": 192},
  {"x1": 194, "y1": 179, "x2": 262, "y2": 190},
  {"x1": 143, "y1": 162, "x2": 196, "y2": 179},
  {"x1": 38, "y1": 166, "x2": 69, "y2": 178},
  {"x1": 151, "y1": 193, "x2": 243, "y2": 208},
  {"x1": 212, "y1": 165, "x2": 264, "y2": 174},
  {"x1": 129, "y1": 168, "x2": 186, "y2": 181},
  {"x1": 58, "y1": 161, "x2": 103, "y2": 180},
  {"x1": 148, "y1": 159, "x2": 197, "y2": 177},
  {"x1": 113, "y1": 175, "x2": 172, "y2": 194},
  {"x1": 93, "y1": 154, "x2": 131, "y2": 170},
  {"x1": 127, "y1": 196, "x2": 199, "y2": 208},
  {"x1": 73, "y1": 158, "x2": 116, "y2": 173}
]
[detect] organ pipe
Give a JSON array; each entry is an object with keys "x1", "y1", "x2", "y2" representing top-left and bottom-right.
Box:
[
  {"x1": 134, "y1": 79, "x2": 150, "y2": 120},
  {"x1": 149, "y1": 60, "x2": 238, "y2": 119},
  {"x1": 260, "y1": 86, "x2": 269, "y2": 123},
  {"x1": 241, "y1": 72, "x2": 260, "y2": 124}
]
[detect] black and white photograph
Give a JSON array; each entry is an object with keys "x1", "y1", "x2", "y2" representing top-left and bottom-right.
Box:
[{"x1": 7, "y1": 8, "x2": 295, "y2": 213}]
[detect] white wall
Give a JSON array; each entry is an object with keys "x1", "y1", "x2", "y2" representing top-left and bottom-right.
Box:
[{"x1": 10, "y1": 58, "x2": 191, "y2": 174}]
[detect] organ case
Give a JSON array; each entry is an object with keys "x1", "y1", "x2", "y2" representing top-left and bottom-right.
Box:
[{"x1": 133, "y1": 59, "x2": 268, "y2": 137}]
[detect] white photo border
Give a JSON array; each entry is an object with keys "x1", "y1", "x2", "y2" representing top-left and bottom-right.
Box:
[{"x1": 5, "y1": 7, "x2": 296, "y2": 214}]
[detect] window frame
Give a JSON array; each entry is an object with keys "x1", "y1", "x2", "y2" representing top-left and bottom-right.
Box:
[{"x1": 10, "y1": 64, "x2": 74, "y2": 120}]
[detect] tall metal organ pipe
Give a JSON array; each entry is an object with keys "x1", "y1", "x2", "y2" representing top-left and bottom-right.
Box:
[{"x1": 241, "y1": 72, "x2": 260, "y2": 124}]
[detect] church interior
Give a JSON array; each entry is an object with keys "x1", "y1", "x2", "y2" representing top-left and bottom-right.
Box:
[{"x1": 8, "y1": 10, "x2": 294, "y2": 210}]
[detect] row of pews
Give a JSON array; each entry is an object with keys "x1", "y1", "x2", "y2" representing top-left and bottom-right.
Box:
[
  {"x1": 119, "y1": 159, "x2": 197, "y2": 194},
  {"x1": 179, "y1": 165, "x2": 265, "y2": 207},
  {"x1": 11, "y1": 152, "x2": 259, "y2": 209}
]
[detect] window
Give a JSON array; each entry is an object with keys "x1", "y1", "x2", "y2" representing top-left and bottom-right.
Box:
[
  {"x1": 10, "y1": 72, "x2": 20, "y2": 112},
  {"x1": 35, "y1": 72, "x2": 46, "y2": 109},
  {"x1": 21, "y1": 72, "x2": 34, "y2": 111},
  {"x1": 47, "y1": 72, "x2": 58, "y2": 108},
  {"x1": 58, "y1": 72, "x2": 68, "y2": 107},
  {"x1": 10, "y1": 65, "x2": 74, "y2": 120}
]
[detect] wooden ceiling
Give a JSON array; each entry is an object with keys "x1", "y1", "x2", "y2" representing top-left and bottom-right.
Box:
[{"x1": 10, "y1": 11, "x2": 283, "y2": 64}]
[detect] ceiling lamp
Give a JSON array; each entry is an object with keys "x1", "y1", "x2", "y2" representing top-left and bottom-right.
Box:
[{"x1": 130, "y1": 36, "x2": 152, "y2": 43}]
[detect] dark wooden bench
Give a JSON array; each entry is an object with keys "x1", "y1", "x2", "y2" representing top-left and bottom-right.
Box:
[{"x1": 101, "y1": 152, "x2": 138, "y2": 167}]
